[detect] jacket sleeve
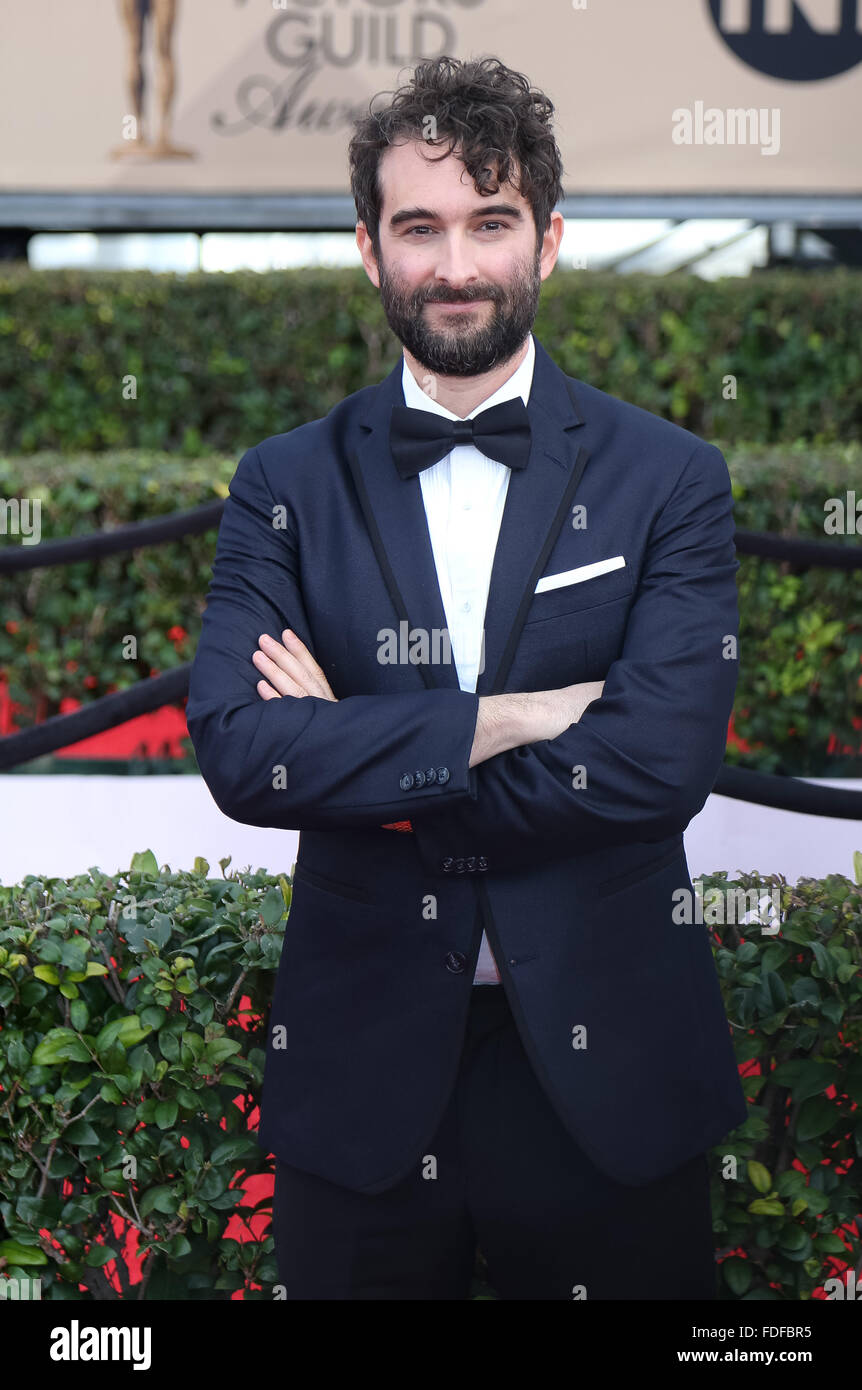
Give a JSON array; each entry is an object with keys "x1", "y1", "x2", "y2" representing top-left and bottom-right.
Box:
[
  {"x1": 409, "y1": 442, "x2": 740, "y2": 877},
  {"x1": 186, "y1": 445, "x2": 481, "y2": 830}
]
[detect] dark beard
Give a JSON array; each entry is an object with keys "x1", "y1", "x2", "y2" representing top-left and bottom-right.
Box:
[{"x1": 376, "y1": 243, "x2": 542, "y2": 379}]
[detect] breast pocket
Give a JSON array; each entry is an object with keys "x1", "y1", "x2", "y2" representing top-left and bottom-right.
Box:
[
  {"x1": 514, "y1": 563, "x2": 635, "y2": 687},
  {"x1": 523, "y1": 562, "x2": 634, "y2": 626}
]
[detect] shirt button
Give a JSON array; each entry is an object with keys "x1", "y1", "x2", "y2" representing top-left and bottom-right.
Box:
[
  {"x1": 462, "y1": 601, "x2": 471, "y2": 612},
  {"x1": 445, "y1": 951, "x2": 467, "y2": 973}
]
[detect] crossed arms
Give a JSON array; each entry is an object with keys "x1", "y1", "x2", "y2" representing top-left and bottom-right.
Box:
[{"x1": 186, "y1": 440, "x2": 739, "y2": 876}]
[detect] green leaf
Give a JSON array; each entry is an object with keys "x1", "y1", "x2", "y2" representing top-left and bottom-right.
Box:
[
  {"x1": 84, "y1": 1244, "x2": 116, "y2": 1267},
  {"x1": 773, "y1": 1059, "x2": 837, "y2": 1104},
  {"x1": 138, "y1": 1006, "x2": 165, "y2": 1029},
  {"x1": 796, "y1": 1096, "x2": 836, "y2": 1142},
  {"x1": 95, "y1": 1015, "x2": 150, "y2": 1052},
  {"x1": 815, "y1": 1233, "x2": 849, "y2": 1254},
  {"x1": 32, "y1": 1029, "x2": 91, "y2": 1065},
  {"x1": 747, "y1": 1161, "x2": 772, "y2": 1193},
  {"x1": 777, "y1": 1224, "x2": 808, "y2": 1252},
  {"x1": 33, "y1": 964, "x2": 60, "y2": 985},
  {"x1": 69, "y1": 999, "x2": 89, "y2": 1030},
  {"x1": 140, "y1": 1186, "x2": 178, "y2": 1218},
  {"x1": 811, "y1": 941, "x2": 835, "y2": 980},
  {"x1": 155, "y1": 1099, "x2": 178, "y2": 1129},
  {"x1": 0, "y1": 1240, "x2": 47, "y2": 1266},
  {"x1": 748, "y1": 1198, "x2": 785, "y2": 1217},
  {"x1": 85, "y1": 961, "x2": 109, "y2": 977},
  {"x1": 64, "y1": 1119, "x2": 100, "y2": 1146},
  {"x1": 130, "y1": 849, "x2": 159, "y2": 876},
  {"x1": 260, "y1": 886, "x2": 286, "y2": 927},
  {"x1": 210, "y1": 1135, "x2": 257, "y2": 1165},
  {"x1": 722, "y1": 1257, "x2": 752, "y2": 1296}
]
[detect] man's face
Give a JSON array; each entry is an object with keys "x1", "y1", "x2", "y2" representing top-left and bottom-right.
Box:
[{"x1": 358, "y1": 138, "x2": 558, "y2": 378}]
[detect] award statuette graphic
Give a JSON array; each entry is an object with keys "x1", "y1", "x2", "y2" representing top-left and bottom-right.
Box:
[{"x1": 110, "y1": 0, "x2": 194, "y2": 161}]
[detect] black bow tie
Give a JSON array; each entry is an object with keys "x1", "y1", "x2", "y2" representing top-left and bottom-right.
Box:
[{"x1": 389, "y1": 397, "x2": 532, "y2": 479}]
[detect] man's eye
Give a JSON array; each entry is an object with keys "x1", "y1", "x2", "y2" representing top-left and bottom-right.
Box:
[{"x1": 405, "y1": 223, "x2": 508, "y2": 236}]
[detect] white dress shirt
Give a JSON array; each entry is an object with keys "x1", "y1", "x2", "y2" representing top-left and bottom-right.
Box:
[{"x1": 400, "y1": 332, "x2": 536, "y2": 985}]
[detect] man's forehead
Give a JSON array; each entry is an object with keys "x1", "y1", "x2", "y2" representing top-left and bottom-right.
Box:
[{"x1": 379, "y1": 138, "x2": 524, "y2": 212}]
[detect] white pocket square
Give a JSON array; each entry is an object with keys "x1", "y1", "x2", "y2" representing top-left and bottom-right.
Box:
[{"x1": 535, "y1": 555, "x2": 626, "y2": 594}]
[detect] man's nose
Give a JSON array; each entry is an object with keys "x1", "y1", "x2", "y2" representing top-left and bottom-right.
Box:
[{"x1": 432, "y1": 234, "x2": 481, "y2": 291}]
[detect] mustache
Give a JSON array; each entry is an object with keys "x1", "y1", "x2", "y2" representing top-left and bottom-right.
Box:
[{"x1": 419, "y1": 289, "x2": 499, "y2": 304}]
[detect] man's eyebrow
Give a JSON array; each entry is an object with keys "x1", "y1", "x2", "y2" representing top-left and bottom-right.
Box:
[{"x1": 388, "y1": 203, "x2": 525, "y2": 228}]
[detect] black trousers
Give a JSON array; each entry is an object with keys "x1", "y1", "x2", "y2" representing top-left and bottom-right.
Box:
[{"x1": 271, "y1": 981, "x2": 717, "y2": 1300}]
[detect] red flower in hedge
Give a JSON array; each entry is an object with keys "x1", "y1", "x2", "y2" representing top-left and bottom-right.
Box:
[
  {"x1": 5, "y1": 620, "x2": 19, "y2": 634},
  {"x1": 167, "y1": 626, "x2": 187, "y2": 644}
]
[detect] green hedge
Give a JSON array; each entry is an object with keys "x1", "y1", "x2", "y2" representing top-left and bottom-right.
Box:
[
  {"x1": 1, "y1": 266, "x2": 861, "y2": 452},
  {"x1": 2, "y1": 444, "x2": 862, "y2": 776},
  {"x1": 1, "y1": 855, "x2": 860, "y2": 1300}
]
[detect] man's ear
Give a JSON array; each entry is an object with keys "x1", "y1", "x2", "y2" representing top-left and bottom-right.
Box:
[{"x1": 356, "y1": 222, "x2": 381, "y2": 288}]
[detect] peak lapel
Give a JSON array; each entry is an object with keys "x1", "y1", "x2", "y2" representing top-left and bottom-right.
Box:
[
  {"x1": 348, "y1": 360, "x2": 459, "y2": 691},
  {"x1": 477, "y1": 338, "x2": 588, "y2": 694}
]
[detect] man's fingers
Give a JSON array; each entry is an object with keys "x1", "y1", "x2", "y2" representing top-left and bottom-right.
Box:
[
  {"x1": 256, "y1": 678, "x2": 281, "y2": 700},
  {"x1": 252, "y1": 647, "x2": 308, "y2": 697},
  {"x1": 255, "y1": 631, "x2": 335, "y2": 700},
  {"x1": 280, "y1": 629, "x2": 334, "y2": 698}
]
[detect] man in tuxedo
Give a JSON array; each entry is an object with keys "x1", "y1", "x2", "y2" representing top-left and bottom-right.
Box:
[{"x1": 186, "y1": 54, "x2": 746, "y2": 1300}]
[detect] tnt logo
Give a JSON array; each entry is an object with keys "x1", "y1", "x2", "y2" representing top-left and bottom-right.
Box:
[{"x1": 707, "y1": 0, "x2": 862, "y2": 80}]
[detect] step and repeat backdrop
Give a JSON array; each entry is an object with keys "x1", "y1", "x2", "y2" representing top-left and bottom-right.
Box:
[{"x1": 1, "y1": 0, "x2": 860, "y2": 200}]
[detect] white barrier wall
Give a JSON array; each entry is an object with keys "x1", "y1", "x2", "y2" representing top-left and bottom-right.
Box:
[{"x1": 1, "y1": 775, "x2": 860, "y2": 889}]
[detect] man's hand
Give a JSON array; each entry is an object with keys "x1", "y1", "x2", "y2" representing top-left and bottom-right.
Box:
[{"x1": 253, "y1": 630, "x2": 337, "y2": 701}]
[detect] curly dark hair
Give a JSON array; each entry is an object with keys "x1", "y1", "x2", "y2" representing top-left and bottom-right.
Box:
[{"x1": 347, "y1": 55, "x2": 564, "y2": 259}]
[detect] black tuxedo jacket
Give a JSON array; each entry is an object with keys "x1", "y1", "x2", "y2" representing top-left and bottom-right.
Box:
[{"x1": 187, "y1": 333, "x2": 747, "y2": 1194}]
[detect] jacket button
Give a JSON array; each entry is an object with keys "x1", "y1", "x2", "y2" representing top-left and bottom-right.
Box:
[
  {"x1": 466, "y1": 856, "x2": 476, "y2": 872},
  {"x1": 441, "y1": 858, "x2": 454, "y2": 873},
  {"x1": 477, "y1": 856, "x2": 488, "y2": 871},
  {"x1": 436, "y1": 767, "x2": 450, "y2": 785},
  {"x1": 445, "y1": 951, "x2": 466, "y2": 973},
  {"x1": 424, "y1": 768, "x2": 437, "y2": 784},
  {"x1": 413, "y1": 769, "x2": 426, "y2": 788},
  {"x1": 454, "y1": 857, "x2": 466, "y2": 873},
  {"x1": 399, "y1": 773, "x2": 414, "y2": 791}
]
